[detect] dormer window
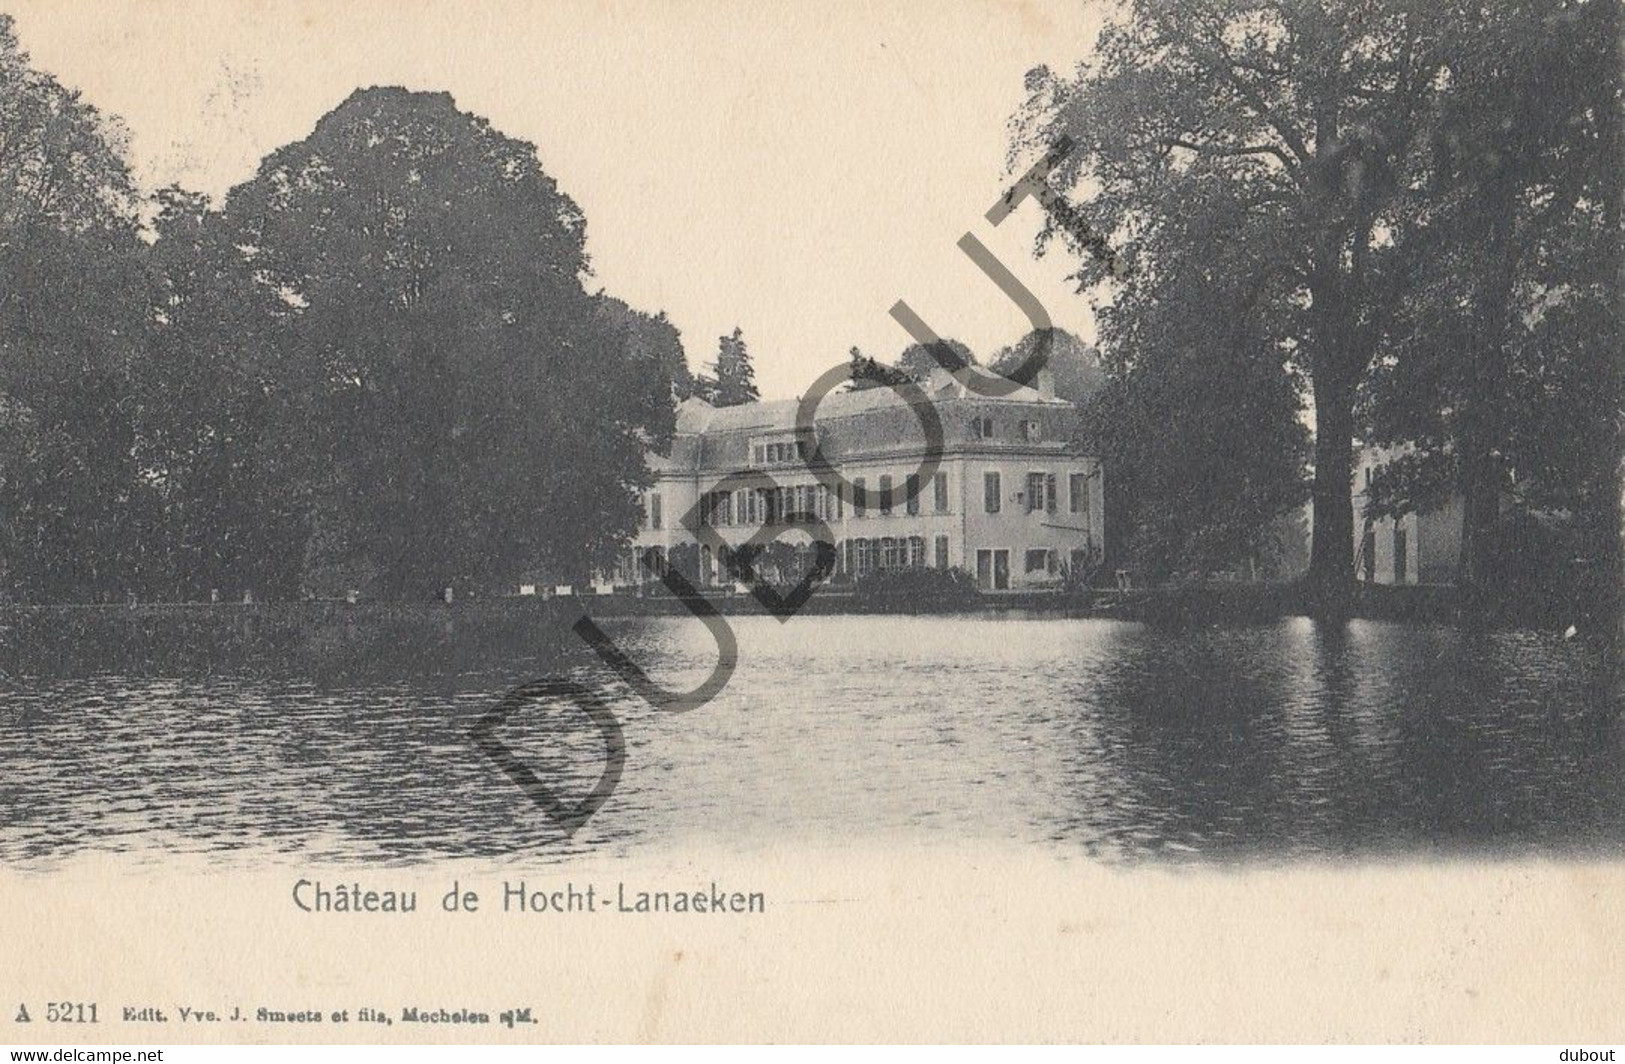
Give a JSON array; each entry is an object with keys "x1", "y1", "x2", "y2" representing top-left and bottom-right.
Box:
[{"x1": 752, "y1": 438, "x2": 809, "y2": 466}]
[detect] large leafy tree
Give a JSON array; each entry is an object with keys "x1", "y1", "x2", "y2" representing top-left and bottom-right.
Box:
[
  {"x1": 989, "y1": 327, "x2": 1104, "y2": 405},
  {"x1": 0, "y1": 14, "x2": 150, "y2": 600},
  {"x1": 141, "y1": 187, "x2": 311, "y2": 599},
  {"x1": 1076, "y1": 233, "x2": 1311, "y2": 580},
  {"x1": 1362, "y1": 0, "x2": 1620, "y2": 629},
  {"x1": 1015, "y1": 0, "x2": 1456, "y2": 610},
  {"x1": 847, "y1": 338, "x2": 978, "y2": 391},
  {"x1": 216, "y1": 87, "x2": 675, "y2": 596},
  {"x1": 593, "y1": 294, "x2": 690, "y2": 410}
]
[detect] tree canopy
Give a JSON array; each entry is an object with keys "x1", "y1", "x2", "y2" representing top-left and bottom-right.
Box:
[
  {"x1": 990, "y1": 327, "x2": 1104, "y2": 405},
  {"x1": 0, "y1": 14, "x2": 149, "y2": 600},
  {"x1": 848, "y1": 338, "x2": 977, "y2": 391},
  {"x1": 697, "y1": 327, "x2": 759, "y2": 407},
  {"x1": 1014, "y1": 0, "x2": 1620, "y2": 614},
  {"x1": 0, "y1": 72, "x2": 682, "y2": 601}
]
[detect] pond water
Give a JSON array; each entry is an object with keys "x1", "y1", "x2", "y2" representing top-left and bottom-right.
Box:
[{"x1": 1, "y1": 615, "x2": 1620, "y2": 865}]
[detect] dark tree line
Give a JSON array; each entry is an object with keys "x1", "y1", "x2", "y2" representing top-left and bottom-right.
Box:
[
  {"x1": 1014, "y1": 0, "x2": 1621, "y2": 625},
  {"x1": 0, "y1": 18, "x2": 683, "y2": 602}
]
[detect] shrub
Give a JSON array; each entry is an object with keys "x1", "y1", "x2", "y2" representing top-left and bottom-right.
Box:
[{"x1": 851, "y1": 566, "x2": 981, "y2": 609}]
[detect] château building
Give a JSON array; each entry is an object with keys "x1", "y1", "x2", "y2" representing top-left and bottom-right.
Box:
[{"x1": 619, "y1": 366, "x2": 1104, "y2": 592}]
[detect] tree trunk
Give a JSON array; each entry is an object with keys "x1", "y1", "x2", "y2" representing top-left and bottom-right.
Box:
[
  {"x1": 1307, "y1": 369, "x2": 1357, "y2": 614},
  {"x1": 1304, "y1": 247, "x2": 1361, "y2": 615},
  {"x1": 1455, "y1": 184, "x2": 1520, "y2": 614},
  {"x1": 1586, "y1": 6, "x2": 1623, "y2": 653},
  {"x1": 1457, "y1": 446, "x2": 1503, "y2": 613}
]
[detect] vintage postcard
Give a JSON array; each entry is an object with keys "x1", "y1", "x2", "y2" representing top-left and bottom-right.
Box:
[{"x1": 0, "y1": 0, "x2": 1620, "y2": 1047}]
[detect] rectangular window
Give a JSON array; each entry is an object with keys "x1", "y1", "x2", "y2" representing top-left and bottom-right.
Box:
[
  {"x1": 1046, "y1": 473, "x2": 1057, "y2": 514},
  {"x1": 1026, "y1": 472, "x2": 1041, "y2": 512},
  {"x1": 853, "y1": 477, "x2": 867, "y2": 518},
  {"x1": 934, "y1": 535, "x2": 949, "y2": 569},
  {"x1": 1394, "y1": 526, "x2": 1408, "y2": 584},
  {"x1": 905, "y1": 473, "x2": 920, "y2": 515},
  {"x1": 879, "y1": 474, "x2": 893, "y2": 516},
  {"x1": 984, "y1": 472, "x2": 1001, "y2": 513},
  {"x1": 754, "y1": 444, "x2": 765, "y2": 465},
  {"x1": 1025, "y1": 549, "x2": 1049, "y2": 574},
  {"x1": 649, "y1": 492, "x2": 663, "y2": 530},
  {"x1": 1362, "y1": 529, "x2": 1376, "y2": 582},
  {"x1": 1022, "y1": 419, "x2": 1041, "y2": 441},
  {"x1": 880, "y1": 538, "x2": 898, "y2": 569},
  {"x1": 934, "y1": 472, "x2": 948, "y2": 512},
  {"x1": 1069, "y1": 472, "x2": 1089, "y2": 515}
]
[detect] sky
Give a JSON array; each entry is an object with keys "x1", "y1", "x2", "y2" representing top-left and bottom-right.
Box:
[{"x1": 9, "y1": 0, "x2": 1108, "y2": 399}]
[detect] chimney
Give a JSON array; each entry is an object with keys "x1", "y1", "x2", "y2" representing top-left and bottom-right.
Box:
[{"x1": 1035, "y1": 367, "x2": 1056, "y2": 400}]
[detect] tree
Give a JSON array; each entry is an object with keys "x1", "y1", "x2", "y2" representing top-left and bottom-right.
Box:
[
  {"x1": 214, "y1": 87, "x2": 674, "y2": 596},
  {"x1": 990, "y1": 327, "x2": 1104, "y2": 405},
  {"x1": 591, "y1": 294, "x2": 685, "y2": 441},
  {"x1": 141, "y1": 187, "x2": 311, "y2": 599},
  {"x1": 703, "y1": 327, "x2": 759, "y2": 407},
  {"x1": 0, "y1": 13, "x2": 150, "y2": 600},
  {"x1": 895, "y1": 338, "x2": 977, "y2": 382},
  {"x1": 1015, "y1": 0, "x2": 1458, "y2": 611},
  {"x1": 1360, "y1": 0, "x2": 1620, "y2": 630},
  {"x1": 846, "y1": 346, "x2": 909, "y2": 391},
  {"x1": 1076, "y1": 237, "x2": 1311, "y2": 581},
  {"x1": 847, "y1": 339, "x2": 976, "y2": 391}
]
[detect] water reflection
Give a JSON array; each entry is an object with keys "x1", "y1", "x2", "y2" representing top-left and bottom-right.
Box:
[{"x1": 0, "y1": 616, "x2": 1618, "y2": 865}]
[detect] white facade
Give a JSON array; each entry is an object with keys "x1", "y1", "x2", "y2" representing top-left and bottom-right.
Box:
[
  {"x1": 1353, "y1": 446, "x2": 1464, "y2": 586},
  {"x1": 623, "y1": 369, "x2": 1104, "y2": 592}
]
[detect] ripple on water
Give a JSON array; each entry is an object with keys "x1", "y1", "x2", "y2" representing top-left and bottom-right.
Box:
[{"x1": 0, "y1": 615, "x2": 1619, "y2": 866}]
